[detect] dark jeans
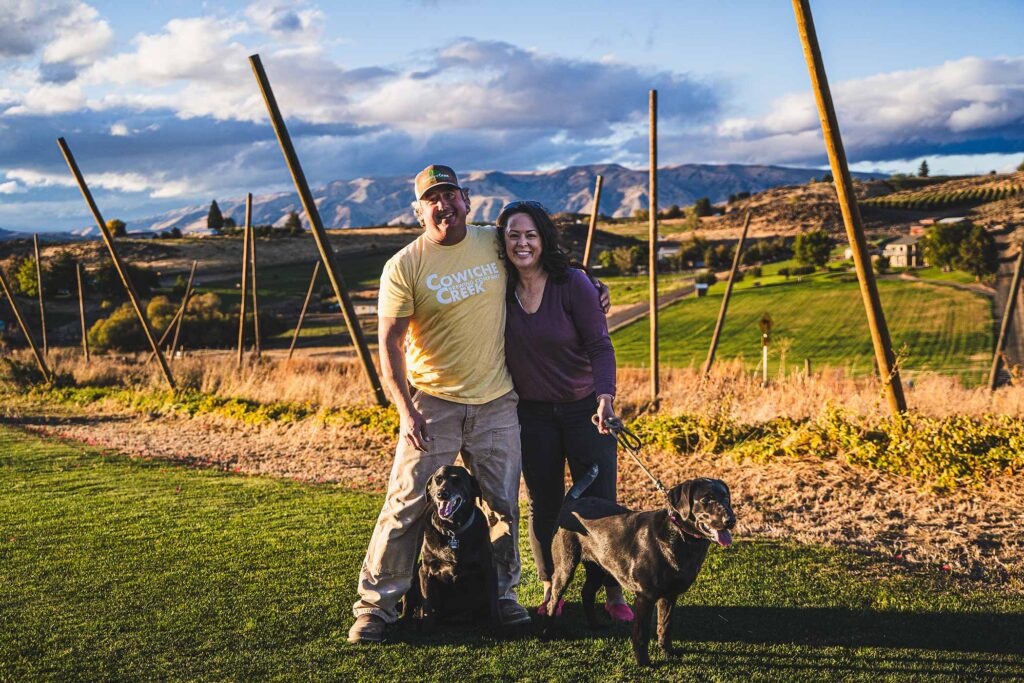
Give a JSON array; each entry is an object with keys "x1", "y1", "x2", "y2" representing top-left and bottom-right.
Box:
[{"x1": 519, "y1": 393, "x2": 618, "y2": 585}]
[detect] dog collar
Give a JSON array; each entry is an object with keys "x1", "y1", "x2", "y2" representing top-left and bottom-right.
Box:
[
  {"x1": 439, "y1": 509, "x2": 476, "y2": 549},
  {"x1": 669, "y1": 511, "x2": 704, "y2": 540}
]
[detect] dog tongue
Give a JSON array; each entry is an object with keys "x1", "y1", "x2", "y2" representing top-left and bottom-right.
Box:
[
  {"x1": 440, "y1": 501, "x2": 454, "y2": 517},
  {"x1": 714, "y1": 529, "x2": 733, "y2": 547}
]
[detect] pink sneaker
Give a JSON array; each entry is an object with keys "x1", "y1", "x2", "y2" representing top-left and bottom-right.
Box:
[
  {"x1": 537, "y1": 598, "x2": 565, "y2": 617},
  {"x1": 604, "y1": 601, "x2": 634, "y2": 622}
]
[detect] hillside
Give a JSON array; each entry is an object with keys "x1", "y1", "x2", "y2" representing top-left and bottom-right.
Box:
[{"x1": 50, "y1": 163, "x2": 881, "y2": 236}]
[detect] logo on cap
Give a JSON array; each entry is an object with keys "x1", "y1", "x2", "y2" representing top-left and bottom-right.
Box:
[{"x1": 415, "y1": 164, "x2": 461, "y2": 200}]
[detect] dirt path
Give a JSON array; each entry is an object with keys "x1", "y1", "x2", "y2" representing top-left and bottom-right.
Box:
[{"x1": 4, "y1": 396, "x2": 1022, "y2": 587}]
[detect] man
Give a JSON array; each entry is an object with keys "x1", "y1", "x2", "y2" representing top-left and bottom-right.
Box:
[{"x1": 348, "y1": 164, "x2": 530, "y2": 643}]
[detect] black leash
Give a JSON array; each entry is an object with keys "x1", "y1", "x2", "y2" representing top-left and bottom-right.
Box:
[{"x1": 594, "y1": 415, "x2": 700, "y2": 538}]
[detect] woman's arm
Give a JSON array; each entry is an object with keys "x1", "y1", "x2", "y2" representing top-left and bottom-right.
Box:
[{"x1": 568, "y1": 271, "x2": 618, "y2": 432}]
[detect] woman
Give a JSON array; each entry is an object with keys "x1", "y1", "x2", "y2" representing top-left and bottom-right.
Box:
[{"x1": 496, "y1": 200, "x2": 633, "y2": 622}]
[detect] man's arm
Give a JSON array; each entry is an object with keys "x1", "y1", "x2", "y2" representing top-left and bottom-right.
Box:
[{"x1": 378, "y1": 315, "x2": 430, "y2": 451}]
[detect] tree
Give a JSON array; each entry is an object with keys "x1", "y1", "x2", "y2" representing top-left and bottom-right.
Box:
[
  {"x1": 14, "y1": 257, "x2": 38, "y2": 296},
  {"x1": 921, "y1": 221, "x2": 971, "y2": 270},
  {"x1": 874, "y1": 255, "x2": 890, "y2": 275},
  {"x1": 793, "y1": 230, "x2": 832, "y2": 269},
  {"x1": 1018, "y1": 159, "x2": 1024, "y2": 172},
  {"x1": 107, "y1": 219, "x2": 126, "y2": 237},
  {"x1": 631, "y1": 208, "x2": 649, "y2": 222},
  {"x1": 283, "y1": 211, "x2": 302, "y2": 233},
  {"x1": 662, "y1": 204, "x2": 683, "y2": 219},
  {"x1": 918, "y1": 160, "x2": 930, "y2": 178},
  {"x1": 610, "y1": 246, "x2": 640, "y2": 275},
  {"x1": 957, "y1": 225, "x2": 998, "y2": 281},
  {"x1": 207, "y1": 200, "x2": 224, "y2": 232},
  {"x1": 692, "y1": 197, "x2": 713, "y2": 217}
]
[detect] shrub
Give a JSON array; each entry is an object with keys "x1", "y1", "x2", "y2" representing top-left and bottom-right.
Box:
[
  {"x1": 695, "y1": 270, "x2": 717, "y2": 286},
  {"x1": 794, "y1": 230, "x2": 832, "y2": 269},
  {"x1": 748, "y1": 266, "x2": 762, "y2": 277}
]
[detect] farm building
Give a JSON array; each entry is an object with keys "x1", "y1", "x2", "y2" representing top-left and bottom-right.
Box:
[{"x1": 884, "y1": 235, "x2": 924, "y2": 268}]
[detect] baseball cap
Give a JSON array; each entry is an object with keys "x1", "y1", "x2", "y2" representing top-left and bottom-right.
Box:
[{"x1": 414, "y1": 164, "x2": 461, "y2": 200}]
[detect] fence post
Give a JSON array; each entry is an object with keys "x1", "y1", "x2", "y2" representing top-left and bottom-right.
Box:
[
  {"x1": 648, "y1": 89, "x2": 659, "y2": 405},
  {"x1": 583, "y1": 175, "x2": 603, "y2": 267},
  {"x1": 702, "y1": 211, "x2": 751, "y2": 375},
  {"x1": 169, "y1": 260, "x2": 197, "y2": 364},
  {"x1": 249, "y1": 205, "x2": 261, "y2": 358},
  {"x1": 990, "y1": 245, "x2": 1024, "y2": 389},
  {"x1": 792, "y1": 0, "x2": 905, "y2": 413},
  {"x1": 288, "y1": 261, "x2": 321, "y2": 361},
  {"x1": 57, "y1": 137, "x2": 174, "y2": 390},
  {"x1": 249, "y1": 54, "x2": 386, "y2": 406},
  {"x1": 0, "y1": 267, "x2": 51, "y2": 381},
  {"x1": 77, "y1": 262, "x2": 90, "y2": 363},
  {"x1": 33, "y1": 234, "x2": 47, "y2": 355},
  {"x1": 237, "y1": 196, "x2": 251, "y2": 367}
]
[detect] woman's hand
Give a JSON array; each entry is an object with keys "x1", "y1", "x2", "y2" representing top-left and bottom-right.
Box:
[{"x1": 593, "y1": 394, "x2": 616, "y2": 435}]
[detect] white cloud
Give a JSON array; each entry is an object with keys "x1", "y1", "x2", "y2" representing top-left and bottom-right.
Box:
[
  {"x1": 41, "y1": 2, "x2": 112, "y2": 65},
  {"x1": 109, "y1": 122, "x2": 130, "y2": 136},
  {"x1": 5, "y1": 168, "x2": 194, "y2": 197},
  {"x1": 0, "y1": 181, "x2": 24, "y2": 194},
  {"x1": 245, "y1": 1, "x2": 325, "y2": 42},
  {"x1": 714, "y1": 56, "x2": 1024, "y2": 165}
]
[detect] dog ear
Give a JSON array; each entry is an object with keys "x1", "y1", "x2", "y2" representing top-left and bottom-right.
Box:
[
  {"x1": 667, "y1": 481, "x2": 693, "y2": 519},
  {"x1": 469, "y1": 473, "x2": 482, "y2": 504}
]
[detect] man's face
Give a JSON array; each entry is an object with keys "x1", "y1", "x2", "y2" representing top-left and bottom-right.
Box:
[{"x1": 419, "y1": 186, "x2": 468, "y2": 237}]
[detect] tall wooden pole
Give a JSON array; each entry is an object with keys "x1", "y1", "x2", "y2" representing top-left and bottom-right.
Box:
[
  {"x1": 989, "y1": 246, "x2": 1024, "y2": 389},
  {"x1": 288, "y1": 261, "x2": 321, "y2": 361},
  {"x1": 248, "y1": 203, "x2": 261, "y2": 358},
  {"x1": 249, "y1": 53, "x2": 387, "y2": 406},
  {"x1": 703, "y1": 211, "x2": 752, "y2": 375},
  {"x1": 582, "y1": 175, "x2": 603, "y2": 267},
  {"x1": 76, "y1": 262, "x2": 90, "y2": 363},
  {"x1": 57, "y1": 137, "x2": 175, "y2": 390},
  {"x1": 792, "y1": 0, "x2": 905, "y2": 413},
  {"x1": 169, "y1": 260, "x2": 197, "y2": 363},
  {"x1": 33, "y1": 234, "x2": 48, "y2": 355},
  {"x1": 237, "y1": 199, "x2": 251, "y2": 367},
  {"x1": 648, "y1": 89, "x2": 659, "y2": 403},
  {"x1": 0, "y1": 268, "x2": 51, "y2": 381}
]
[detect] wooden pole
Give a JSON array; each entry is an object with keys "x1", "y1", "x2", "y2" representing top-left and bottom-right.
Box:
[
  {"x1": 0, "y1": 267, "x2": 51, "y2": 381},
  {"x1": 989, "y1": 246, "x2": 1024, "y2": 389},
  {"x1": 288, "y1": 261, "x2": 320, "y2": 361},
  {"x1": 648, "y1": 89, "x2": 659, "y2": 403},
  {"x1": 169, "y1": 260, "x2": 197, "y2": 363},
  {"x1": 146, "y1": 306, "x2": 182, "y2": 367},
  {"x1": 33, "y1": 234, "x2": 48, "y2": 355},
  {"x1": 582, "y1": 175, "x2": 603, "y2": 267},
  {"x1": 249, "y1": 53, "x2": 387, "y2": 406},
  {"x1": 76, "y1": 262, "x2": 90, "y2": 363},
  {"x1": 702, "y1": 211, "x2": 752, "y2": 375},
  {"x1": 237, "y1": 198, "x2": 251, "y2": 367},
  {"x1": 248, "y1": 202, "x2": 261, "y2": 358},
  {"x1": 792, "y1": 0, "x2": 905, "y2": 413},
  {"x1": 57, "y1": 137, "x2": 175, "y2": 390}
]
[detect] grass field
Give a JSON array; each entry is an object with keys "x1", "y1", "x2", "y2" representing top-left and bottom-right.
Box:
[
  {"x1": 612, "y1": 273, "x2": 993, "y2": 383},
  {"x1": 602, "y1": 272, "x2": 695, "y2": 305},
  {"x1": 2, "y1": 426, "x2": 1022, "y2": 681}
]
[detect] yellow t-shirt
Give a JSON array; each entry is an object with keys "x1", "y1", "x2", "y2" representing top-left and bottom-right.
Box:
[{"x1": 378, "y1": 226, "x2": 512, "y2": 404}]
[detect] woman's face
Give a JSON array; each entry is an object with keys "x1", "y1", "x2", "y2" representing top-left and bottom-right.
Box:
[{"x1": 504, "y1": 212, "x2": 543, "y2": 271}]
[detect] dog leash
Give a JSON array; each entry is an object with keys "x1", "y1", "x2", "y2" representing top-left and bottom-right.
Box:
[{"x1": 593, "y1": 415, "x2": 700, "y2": 538}]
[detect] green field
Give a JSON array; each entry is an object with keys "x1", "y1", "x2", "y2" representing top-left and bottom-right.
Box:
[
  {"x1": 612, "y1": 274, "x2": 994, "y2": 382},
  {"x1": 603, "y1": 272, "x2": 694, "y2": 305},
  {"x1": 1, "y1": 426, "x2": 1021, "y2": 681}
]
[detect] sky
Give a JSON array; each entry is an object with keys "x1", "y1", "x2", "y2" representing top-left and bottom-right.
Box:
[{"x1": 1, "y1": 0, "x2": 1023, "y2": 231}]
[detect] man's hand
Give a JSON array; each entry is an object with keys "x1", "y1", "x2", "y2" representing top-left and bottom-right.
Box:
[
  {"x1": 400, "y1": 406, "x2": 431, "y2": 451},
  {"x1": 587, "y1": 274, "x2": 611, "y2": 313}
]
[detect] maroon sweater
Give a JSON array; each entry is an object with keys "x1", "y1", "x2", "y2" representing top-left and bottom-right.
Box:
[{"x1": 504, "y1": 268, "x2": 616, "y2": 403}]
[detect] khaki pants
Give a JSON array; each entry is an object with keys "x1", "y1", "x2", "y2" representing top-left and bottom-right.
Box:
[{"x1": 353, "y1": 389, "x2": 522, "y2": 623}]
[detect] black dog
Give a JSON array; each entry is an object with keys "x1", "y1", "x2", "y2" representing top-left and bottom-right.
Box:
[
  {"x1": 404, "y1": 465, "x2": 500, "y2": 627},
  {"x1": 542, "y1": 476, "x2": 736, "y2": 666}
]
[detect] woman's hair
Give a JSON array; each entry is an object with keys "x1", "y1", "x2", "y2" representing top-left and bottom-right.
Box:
[{"x1": 496, "y1": 200, "x2": 572, "y2": 285}]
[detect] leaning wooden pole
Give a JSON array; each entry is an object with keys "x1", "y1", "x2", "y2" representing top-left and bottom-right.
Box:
[
  {"x1": 288, "y1": 261, "x2": 321, "y2": 361},
  {"x1": 57, "y1": 137, "x2": 175, "y2": 390},
  {"x1": 237, "y1": 200, "x2": 251, "y2": 367},
  {"x1": 703, "y1": 211, "x2": 752, "y2": 376},
  {"x1": 648, "y1": 89, "x2": 659, "y2": 403},
  {"x1": 989, "y1": 246, "x2": 1024, "y2": 389},
  {"x1": 76, "y1": 262, "x2": 90, "y2": 363},
  {"x1": 249, "y1": 53, "x2": 387, "y2": 406},
  {"x1": 248, "y1": 203, "x2": 261, "y2": 358},
  {"x1": 169, "y1": 260, "x2": 197, "y2": 363},
  {"x1": 582, "y1": 175, "x2": 604, "y2": 267},
  {"x1": 792, "y1": 0, "x2": 905, "y2": 413},
  {"x1": 146, "y1": 306, "x2": 183, "y2": 367},
  {"x1": 33, "y1": 234, "x2": 48, "y2": 355},
  {"x1": 0, "y1": 267, "x2": 51, "y2": 381}
]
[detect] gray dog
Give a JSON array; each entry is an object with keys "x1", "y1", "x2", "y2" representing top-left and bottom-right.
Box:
[{"x1": 541, "y1": 473, "x2": 736, "y2": 666}]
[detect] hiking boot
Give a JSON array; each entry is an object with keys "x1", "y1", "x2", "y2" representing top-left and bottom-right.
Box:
[
  {"x1": 347, "y1": 614, "x2": 386, "y2": 643},
  {"x1": 499, "y1": 599, "x2": 532, "y2": 626}
]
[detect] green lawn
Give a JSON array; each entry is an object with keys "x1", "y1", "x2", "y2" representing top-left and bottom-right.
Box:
[
  {"x1": 604, "y1": 272, "x2": 694, "y2": 305},
  {"x1": 912, "y1": 266, "x2": 982, "y2": 286},
  {"x1": 612, "y1": 275, "x2": 993, "y2": 383},
  {"x1": 2, "y1": 426, "x2": 1021, "y2": 681}
]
